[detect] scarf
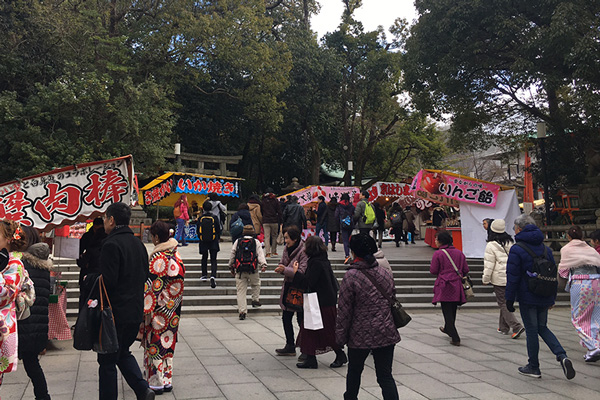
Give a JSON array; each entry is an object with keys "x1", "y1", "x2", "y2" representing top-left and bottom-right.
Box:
[
  {"x1": 558, "y1": 239, "x2": 600, "y2": 271},
  {"x1": 149, "y1": 238, "x2": 179, "y2": 259}
]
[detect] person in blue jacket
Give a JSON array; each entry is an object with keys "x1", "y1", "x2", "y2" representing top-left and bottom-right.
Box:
[{"x1": 505, "y1": 214, "x2": 575, "y2": 380}]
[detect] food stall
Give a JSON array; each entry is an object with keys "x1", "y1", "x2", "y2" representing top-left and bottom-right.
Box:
[
  {"x1": 0, "y1": 155, "x2": 137, "y2": 340},
  {"x1": 140, "y1": 172, "x2": 243, "y2": 241},
  {"x1": 410, "y1": 169, "x2": 520, "y2": 258}
]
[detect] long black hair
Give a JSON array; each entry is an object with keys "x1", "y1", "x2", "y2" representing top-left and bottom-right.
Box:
[{"x1": 488, "y1": 231, "x2": 514, "y2": 247}]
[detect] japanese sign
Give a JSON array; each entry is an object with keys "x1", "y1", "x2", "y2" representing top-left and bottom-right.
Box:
[
  {"x1": 0, "y1": 156, "x2": 133, "y2": 230},
  {"x1": 280, "y1": 186, "x2": 361, "y2": 206},
  {"x1": 142, "y1": 174, "x2": 240, "y2": 205},
  {"x1": 410, "y1": 170, "x2": 501, "y2": 208},
  {"x1": 366, "y1": 182, "x2": 433, "y2": 210}
]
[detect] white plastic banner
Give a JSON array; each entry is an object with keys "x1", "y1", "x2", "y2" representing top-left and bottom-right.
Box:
[{"x1": 460, "y1": 190, "x2": 521, "y2": 258}]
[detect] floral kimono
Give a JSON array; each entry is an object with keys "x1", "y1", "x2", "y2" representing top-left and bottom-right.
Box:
[
  {"x1": 0, "y1": 252, "x2": 25, "y2": 384},
  {"x1": 142, "y1": 238, "x2": 185, "y2": 391}
]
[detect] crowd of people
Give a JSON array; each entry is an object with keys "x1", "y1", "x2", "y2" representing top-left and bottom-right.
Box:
[{"x1": 2, "y1": 193, "x2": 600, "y2": 399}]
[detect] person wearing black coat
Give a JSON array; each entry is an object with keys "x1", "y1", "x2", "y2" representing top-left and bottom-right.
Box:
[
  {"x1": 326, "y1": 198, "x2": 340, "y2": 252},
  {"x1": 76, "y1": 218, "x2": 106, "y2": 310},
  {"x1": 372, "y1": 202, "x2": 386, "y2": 249},
  {"x1": 230, "y1": 204, "x2": 253, "y2": 243},
  {"x1": 98, "y1": 202, "x2": 154, "y2": 400},
  {"x1": 292, "y1": 236, "x2": 347, "y2": 369},
  {"x1": 18, "y1": 227, "x2": 52, "y2": 400}
]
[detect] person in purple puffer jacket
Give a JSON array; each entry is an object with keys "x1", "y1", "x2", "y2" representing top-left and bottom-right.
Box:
[
  {"x1": 336, "y1": 234, "x2": 400, "y2": 400},
  {"x1": 430, "y1": 230, "x2": 469, "y2": 346}
]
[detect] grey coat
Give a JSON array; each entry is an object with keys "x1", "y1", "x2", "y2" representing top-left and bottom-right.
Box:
[{"x1": 353, "y1": 200, "x2": 374, "y2": 230}]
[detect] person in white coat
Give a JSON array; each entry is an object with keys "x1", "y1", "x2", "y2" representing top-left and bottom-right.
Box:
[{"x1": 483, "y1": 219, "x2": 525, "y2": 339}]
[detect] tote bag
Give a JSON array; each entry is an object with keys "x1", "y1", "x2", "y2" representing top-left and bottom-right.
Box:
[
  {"x1": 303, "y1": 292, "x2": 324, "y2": 330},
  {"x1": 73, "y1": 276, "x2": 101, "y2": 351},
  {"x1": 92, "y1": 276, "x2": 119, "y2": 354}
]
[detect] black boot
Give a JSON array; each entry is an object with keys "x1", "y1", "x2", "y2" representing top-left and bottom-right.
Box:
[
  {"x1": 296, "y1": 354, "x2": 318, "y2": 369},
  {"x1": 275, "y1": 344, "x2": 296, "y2": 356},
  {"x1": 330, "y1": 349, "x2": 348, "y2": 368}
]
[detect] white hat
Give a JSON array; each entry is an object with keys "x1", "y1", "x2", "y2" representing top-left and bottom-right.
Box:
[{"x1": 491, "y1": 219, "x2": 506, "y2": 234}]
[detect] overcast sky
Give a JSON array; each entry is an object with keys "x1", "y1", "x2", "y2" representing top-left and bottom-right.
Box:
[{"x1": 311, "y1": 0, "x2": 417, "y2": 40}]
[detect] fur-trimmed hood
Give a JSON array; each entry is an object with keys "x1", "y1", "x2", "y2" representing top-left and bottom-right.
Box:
[
  {"x1": 149, "y1": 238, "x2": 179, "y2": 259},
  {"x1": 21, "y1": 243, "x2": 53, "y2": 271}
]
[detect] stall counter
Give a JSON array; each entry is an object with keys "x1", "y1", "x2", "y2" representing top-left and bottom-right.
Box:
[{"x1": 424, "y1": 226, "x2": 462, "y2": 251}]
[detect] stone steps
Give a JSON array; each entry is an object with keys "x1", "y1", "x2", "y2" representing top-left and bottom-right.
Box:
[{"x1": 54, "y1": 258, "x2": 570, "y2": 317}]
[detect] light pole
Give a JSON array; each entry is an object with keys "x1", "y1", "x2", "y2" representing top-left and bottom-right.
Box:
[
  {"x1": 343, "y1": 145, "x2": 352, "y2": 186},
  {"x1": 174, "y1": 143, "x2": 181, "y2": 172},
  {"x1": 536, "y1": 122, "x2": 551, "y2": 229}
]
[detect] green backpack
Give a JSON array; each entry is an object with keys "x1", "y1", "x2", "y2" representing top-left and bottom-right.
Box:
[{"x1": 363, "y1": 201, "x2": 376, "y2": 225}]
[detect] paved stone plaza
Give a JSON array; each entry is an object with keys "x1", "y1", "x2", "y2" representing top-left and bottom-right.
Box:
[{"x1": 3, "y1": 306, "x2": 600, "y2": 400}]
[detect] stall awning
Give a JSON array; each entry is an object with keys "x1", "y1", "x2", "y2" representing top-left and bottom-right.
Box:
[
  {"x1": 278, "y1": 185, "x2": 361, "y2": 206},
  {"x1": 0, "y1": 155, "x2": 135, "y2": 231},
  {"x1": 410, "y1": 169, "x2": 513, "y2": 208},
  {"x1": 140, "y1": 172, "x2": 243, "y2": 207}
]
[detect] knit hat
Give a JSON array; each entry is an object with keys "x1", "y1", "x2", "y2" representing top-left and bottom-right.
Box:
[
  {"x1": 491, "y1": 219, "x2": 506, "y2": 234},
  {"x1": 349, "y1": 233, "x2": 378, "y2": 258},
  {"x1": 243, "y1": 225, "x2": 255, "y2": 235}
]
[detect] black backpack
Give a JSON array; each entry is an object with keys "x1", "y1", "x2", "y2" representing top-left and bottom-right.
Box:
[
  {"x1": 515, "y1": 242, "x2": 558, "y2": 297},
  {"x1": 199, "y1": 215, "x2": 216, "y2": 242},
  {"x1": 234, "y1": 238, "x2": 258, "y2": 273},
  {"x1": 390, "y1": 212, "x2": 403, "y2": 227}
]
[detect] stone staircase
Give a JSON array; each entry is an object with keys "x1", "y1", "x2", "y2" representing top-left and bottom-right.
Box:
[{"x1": 54, "y1": 258, "x2": 570, "y2": 318}]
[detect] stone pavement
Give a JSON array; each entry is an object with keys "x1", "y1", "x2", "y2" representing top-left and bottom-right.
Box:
[{"x1": 3, "y1": 307, "x2": 600, "y2": 400}]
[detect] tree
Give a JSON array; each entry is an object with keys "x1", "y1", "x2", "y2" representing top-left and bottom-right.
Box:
[
  {"x1": 0, "y1": 0, "x2": 176, "y2": 181},
  {"x1": 404, "y1": 0, "x2": 600, "y2": 190}
]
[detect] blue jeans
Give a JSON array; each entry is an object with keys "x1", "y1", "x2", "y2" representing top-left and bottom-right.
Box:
[
  {"x1": 519, "y1": 304, "x2": 566, "y2": 368},
  {"x1": 315, "y1": 222, "x2": 329, "y2": 244},
  {"x1": 175, "y1": 218, "x2": 186, "y2": 245},
  {"x1": 341, "y1": 230, "x2": 352, "y2": 257}
]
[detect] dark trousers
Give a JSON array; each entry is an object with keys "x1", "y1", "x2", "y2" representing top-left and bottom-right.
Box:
[
  {"x1": 519, "y1": 304, "x2": 566, "y2": 368},
  {"x1": 441, "y1": 302, "x2": 461, "y2": 342},
  {"x1": 22, "y1": 352, "x2": 50, "y2": 400},
  {"x1": 345, "y1": 344, "x2": 398, "y2": 400},
  {"x1": 329, "y1": 231, "x2": 338, "y2": 248},
  {"x1": 282, "y1": 310, "x2": 303, "y2": 346},
  {"x1": 97, "y1": 322, "x2": 148, "y2": 400},
  {"x1": 175, "y1": 218, "x2": 187, "y2": 245},
  {"x1": 200, "y1": 249, "x2": 218, "y2": 278},
  {"x1": 341, "y1": 230, "x2": 352, "y2": 257},
  {"x1": 315, "y1": 222, "x2": 329, "y2": 244}
]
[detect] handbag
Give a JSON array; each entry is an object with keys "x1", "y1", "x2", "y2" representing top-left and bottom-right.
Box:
[
  {"x1": 173, "y1": 205, "x2": 182, "y2": 218},
  {"x1": 360, "y1": 270, "x2": 411, "y2": 329},
  {"x1": 16, "y1": 268, "x2": 36, "y2": 320},
  {"x1": 283, "y1": 281, "x2": 304, "y2": 312},
  {"x1": 73, "y1": 276, "x2": 101, "y2": 351},
  {"x1": 441, "y1": 249, "x2": 474, "y2": 300},
  {"x1": 276, "y1": 230, "x2": 284, "y2": 245},
  {"x1": 93, "y1": 276, "x2": 119, "y2": 354},
  {"x1": 303, "y1": 292, "x2": 324, "y2": 330}
]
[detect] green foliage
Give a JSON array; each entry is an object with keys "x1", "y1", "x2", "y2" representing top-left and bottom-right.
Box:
[{"x1": 404, "y1": 0, "x2": 600, "y2": 189}]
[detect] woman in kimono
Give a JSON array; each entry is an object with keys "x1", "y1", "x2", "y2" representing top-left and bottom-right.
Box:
[{"x1": 142, "y1": 221, "x2": 185, "y2": 394}]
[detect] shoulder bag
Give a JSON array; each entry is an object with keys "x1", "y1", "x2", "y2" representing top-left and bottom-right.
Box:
[
  {"x1": 16, "y1": 268, "x2": 36, "y2": 320},
  {"x1": 441, "y1": 249, "x2": 474, "y2": 300},
  {"x1": 360, "y1": 270, "x2": 411, "y2": 328},
  {"x1": 93, "y1": 276, "x2": 119, "y2": 354}
]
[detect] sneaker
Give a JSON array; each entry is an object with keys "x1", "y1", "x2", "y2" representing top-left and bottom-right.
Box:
[
  {"x1": 518, "y1": 365, "x2": 541, "y2": 378},
  {"x1": 273, "y1": 252, "x2": 278, "y2": 256},
  {"x1": 344, "y1": 256, "x2": 351, "y2": 264},
  {"x1": 497, "y1": 329, "x2": 509, "y2": 335},
  {"x1": 210, "y1": 277, "x2": 216, "y2": 289},
  {"x1": 275, "y1": 344, "x2": 296, "y2": 356},
  {"x1": 200, "y1": 276, "x2": 208, "y2": 281},
  {"x1": 560, "y1": 357, "x2": 575, "y2": 380},
  {"x1": 252, "y1": 300, "x2": 262, "y2": 308},
  {"x1": 512, "y1": 327, "x2": 525, "y2": 339},
  {"x1": 265, "y1": 253, "x2": 271, "y2": 258},
  {"x1": 239, "y1": 312, "x2": 246, "y2": 320}
]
